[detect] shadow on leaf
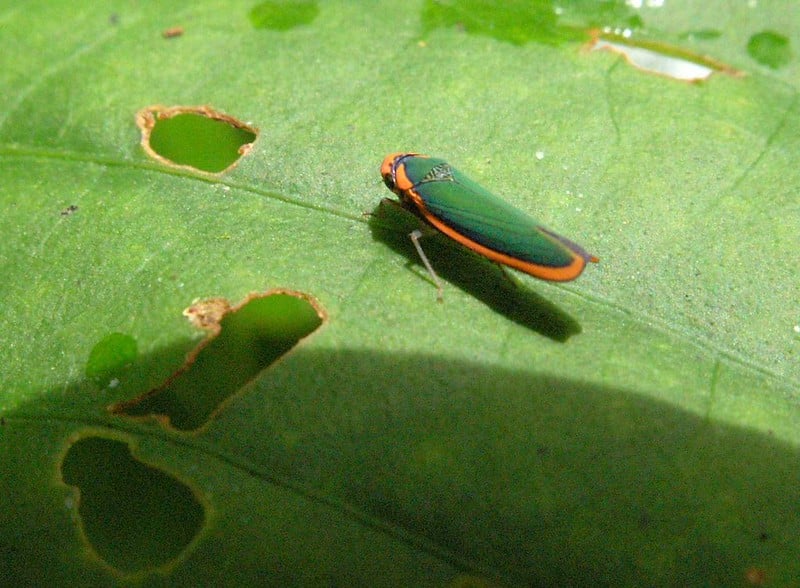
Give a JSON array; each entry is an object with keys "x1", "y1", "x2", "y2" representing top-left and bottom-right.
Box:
[
  {"x1": 3, "y1": 341, "x2": 800, "y2": 586},
  {"x1": 368, "y1": 199, "x2": 582, "y2": 342}
]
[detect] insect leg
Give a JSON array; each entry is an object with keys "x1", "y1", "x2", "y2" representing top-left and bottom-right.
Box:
[{"x1": 409, "y1": 229, "x2": 444, "y2": 302}]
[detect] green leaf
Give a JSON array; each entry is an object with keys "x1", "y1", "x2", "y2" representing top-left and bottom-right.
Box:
[{"x1": 1, "y1": 0, "x2": 798, "y2": 585}]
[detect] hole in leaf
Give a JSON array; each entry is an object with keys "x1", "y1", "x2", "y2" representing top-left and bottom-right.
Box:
[
  {"x1": 60, "y1": 435, "x2": 204, "y2": 574},
  {"x1": 110, "y1": 290, "x2": 325, "y2": 431},
  {"x1": 85, "y1": 333, "x2": 138, "y2": 386},
  {"x1": 249, "y1": 0, "x2": 320, "y2": 30},
  {"x1": 747, "y1": 30, "x2": 792, "y2": 69},
  {"x1": 587, "y1": 29, "x2": 742, "y2": 81},
  {"x1": 137, "y1": 105, "x2": 258, "y2": 174}
]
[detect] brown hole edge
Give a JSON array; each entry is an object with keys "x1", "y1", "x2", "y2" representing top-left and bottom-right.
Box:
[
  {"x1": 135, "y1": 104, "x2": 259, "y2": 175},
  {"x1": 107, "y1": 288, "x2": 327, "y2": 432}
]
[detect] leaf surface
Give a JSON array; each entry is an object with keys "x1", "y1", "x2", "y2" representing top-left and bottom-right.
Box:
[{"x1": 1, "y1": 1, "x2": 798, "y2": 585}]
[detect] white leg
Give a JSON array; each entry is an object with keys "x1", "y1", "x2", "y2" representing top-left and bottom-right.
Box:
[{"x1": 409, "y1": 229, "x2": 444, "y2": 302}]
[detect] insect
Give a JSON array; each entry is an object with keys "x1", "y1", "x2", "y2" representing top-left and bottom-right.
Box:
[{"x1": 380, "y1": 153, "x2": 598, "y2": 299}]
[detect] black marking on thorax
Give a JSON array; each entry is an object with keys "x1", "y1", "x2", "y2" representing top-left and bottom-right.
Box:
[{"x1": 419, "y1": 163, "x2": 455, "y2": 184}]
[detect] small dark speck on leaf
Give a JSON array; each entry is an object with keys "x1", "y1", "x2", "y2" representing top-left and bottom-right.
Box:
[
  {"x1": 163, "y1": 27, "x2": 184, "y2": 39},
  {"x1": 60, "y1": 205, "x2": 78, "y2": 216}
]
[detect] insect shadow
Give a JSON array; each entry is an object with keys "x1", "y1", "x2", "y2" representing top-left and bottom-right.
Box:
[{"x1": 367, "y1": 199, "x2": 582, "y2": 342}]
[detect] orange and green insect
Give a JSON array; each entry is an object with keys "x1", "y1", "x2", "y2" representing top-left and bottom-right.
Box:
[{"x1": 380, "y1": 153, "x2": 598, "y2": 298}]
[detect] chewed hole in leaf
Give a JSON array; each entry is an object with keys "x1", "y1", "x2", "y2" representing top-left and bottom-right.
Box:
[
  {"x1": 60, "y1": 435, "x2": 204, "y2": 574},
  {"x1": 137, "y1": 105, "x2": 258, "y2": 174},
  {"x1": 110, "y1": 290, "x2": 325, "y2": 431},
  {"x1": 587, "y1": 29, "x2": 743, "y2": 82}
]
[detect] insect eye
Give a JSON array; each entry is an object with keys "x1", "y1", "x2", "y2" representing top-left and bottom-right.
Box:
[{"x1": 382, "y1": 173, "x2": 395, "y2": 191}]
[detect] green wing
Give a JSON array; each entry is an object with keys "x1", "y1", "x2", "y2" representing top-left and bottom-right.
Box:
[{"x1": 411, "y1": 160, "x2": 588, "y2": 268}]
